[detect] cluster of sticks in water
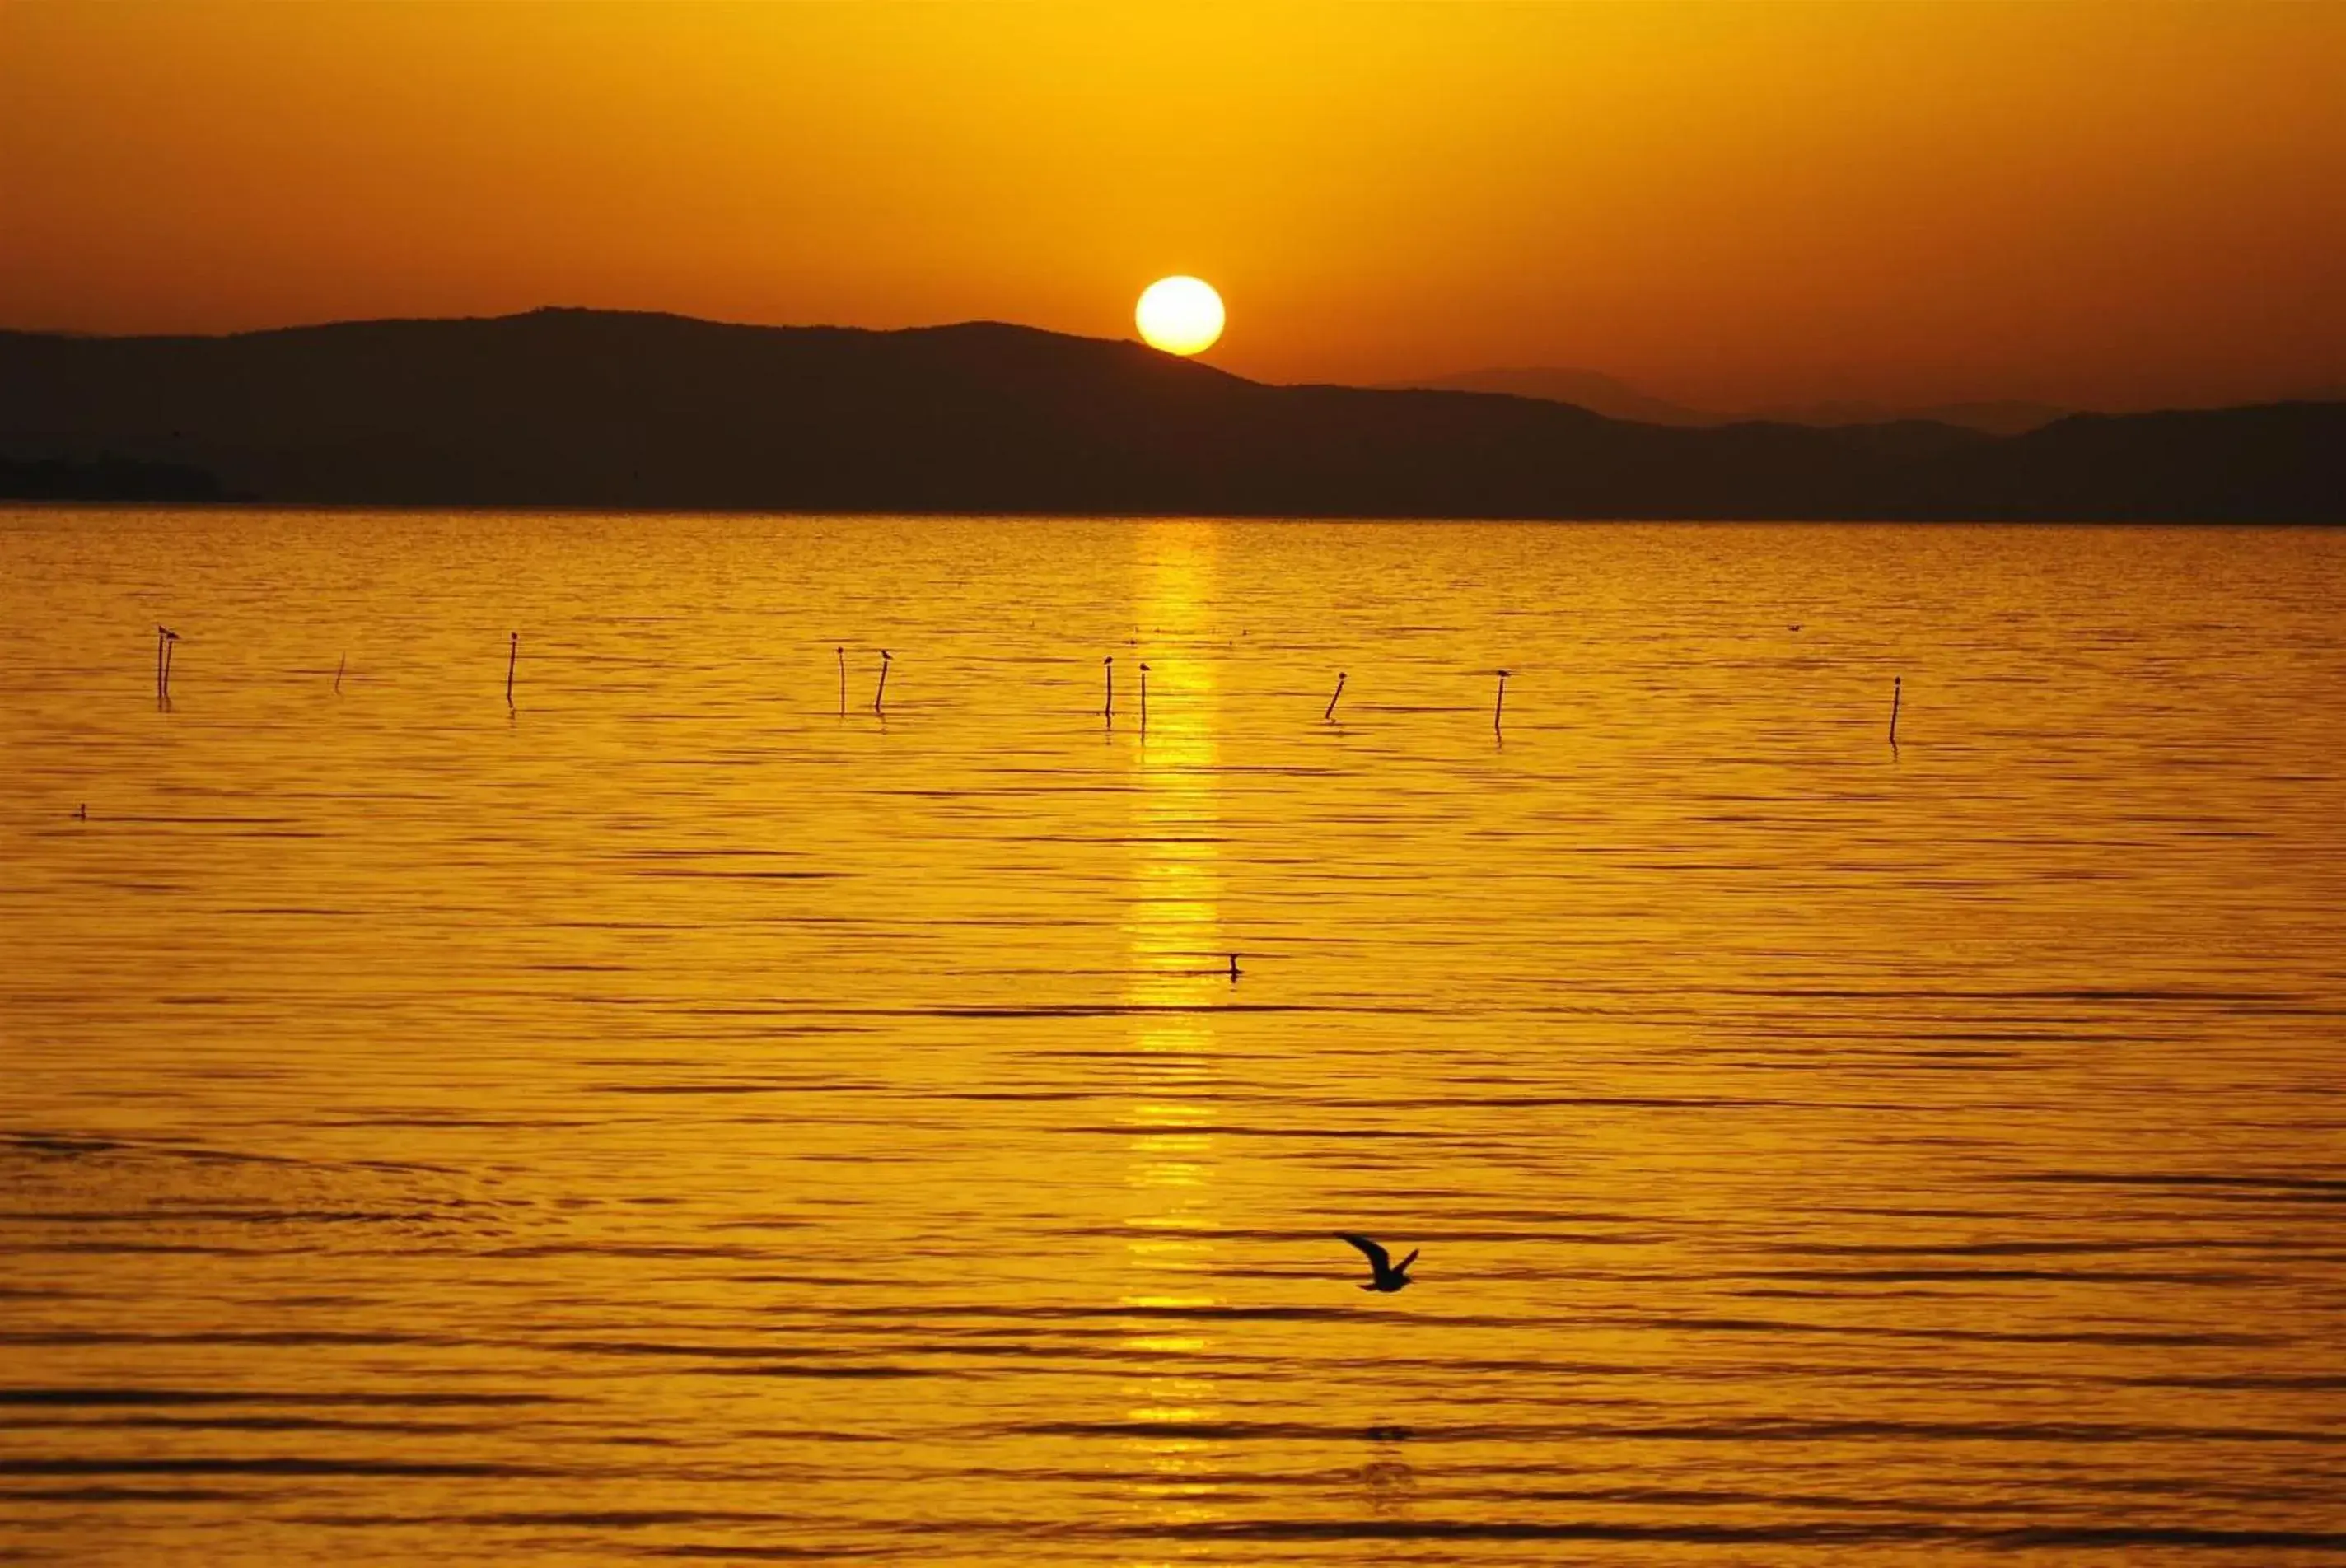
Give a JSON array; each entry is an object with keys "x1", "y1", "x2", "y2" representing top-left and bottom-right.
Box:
[{"x1": 152, "y1": 626, "x2": 1906, "y2": 746}]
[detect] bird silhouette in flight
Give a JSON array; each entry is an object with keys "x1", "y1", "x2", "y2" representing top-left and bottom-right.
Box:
[{"x1": 1339, "y1": 1233, "x2": 1418, "y2": 1293}]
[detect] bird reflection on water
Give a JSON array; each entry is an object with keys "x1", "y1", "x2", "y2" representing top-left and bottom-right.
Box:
[{"x1": 1358, "y1": 1432, "x2": 1417, "y2": 1520}]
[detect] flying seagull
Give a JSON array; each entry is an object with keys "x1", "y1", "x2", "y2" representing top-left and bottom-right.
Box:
[{"x1": 1339, "y1": 1233, "x2": 1419, "y2": 1293}]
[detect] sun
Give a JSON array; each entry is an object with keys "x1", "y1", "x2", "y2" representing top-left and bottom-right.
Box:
[{"x1": 1135, "y1": 276, "x2": 1225, "y2": 356}]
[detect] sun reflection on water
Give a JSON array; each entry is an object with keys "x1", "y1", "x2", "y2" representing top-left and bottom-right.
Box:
[{"x1": 1116, "y1": 522, "x2": 1228, "y2": 1534}]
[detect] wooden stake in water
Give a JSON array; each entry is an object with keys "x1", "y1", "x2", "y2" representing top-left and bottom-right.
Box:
[
  {"x1": 873, "y1": 649, "x2": 891, "y2": 715},
  {"x1": 837, "y1": 646, "x2": 846, "y2": 716},
  {"x1": 1493, "y1": 668, "x2": 1511, "y2": 732},
  {"x1": 1889, "y1": 675, "x2": 1901, "y2": 746},
  {"x1": 1325, "y1": 672, "x2": 1347, "y2": 721},
  {"x1": 506, "y1": 632, "x2": 518, "y2": 707},
  {"x1": 1139, "y1": 662, "x2": 1150, "y2": 732},
  {"x1": 1103, "y1": 656, "x2": 1115, "y2": 723},
  {"x1": 334, "y1": 654, "x2": 345, "y2": 695},
  {"x1": 1228, "y1": 953, "x2": 1241, "y2": 983},
  {"x1": 154, "y1": 626, "x2": 179, "y2": 701}
]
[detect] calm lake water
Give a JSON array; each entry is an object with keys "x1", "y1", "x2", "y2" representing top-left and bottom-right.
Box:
[{"x1": 2, "y1": 509, "x2": 2342, "y2": 1565}]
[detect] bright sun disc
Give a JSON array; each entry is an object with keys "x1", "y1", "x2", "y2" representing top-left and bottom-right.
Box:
[{"x1": 1135, "y1": 276, "x2": 1224, "y2": 356}]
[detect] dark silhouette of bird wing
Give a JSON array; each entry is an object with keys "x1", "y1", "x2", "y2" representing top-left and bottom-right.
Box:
[
  {"x1": 1397, "y1": 1248, "x2": 1419, "y2": 1274},
  {"x1": 1339, "y1": 1234, "x2": 1391, "y2": 1272}
]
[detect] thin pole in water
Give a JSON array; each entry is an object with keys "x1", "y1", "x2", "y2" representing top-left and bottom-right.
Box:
[
  {"x1": 334, "y1": 654, "x2": 345, "y2": 695},
  {"x1": 1889, "y1": 675, "x2": 1901, "y2": 746},
  {"x1": 155, "y1": 626, "x2": 166, "y2": 695},
  {"x1": 506, "y1": 632, "x2": 518, "y2": 708},
  {"x1": 837, "y1": 646, "x2": 846, "y2": 716},
  {"x1": 1325, "y1": 672, "x2": 1347, "y2": 721},
  {"x1": 873, "y1": 649, "x2": 891, "y2": 715},
  {"x1": 1139, "y1": 662, "x2": 1149, "y2": 733},
  {"x1": 1228, "y1": 953, "x2": 1241, "y2": 983},
  {"x1": 1103, "y1": 656, "x2": 1115, "y2": 724},
  {"x1": 1493, "y1": 669, "x2": 1511, "y2": 732}
]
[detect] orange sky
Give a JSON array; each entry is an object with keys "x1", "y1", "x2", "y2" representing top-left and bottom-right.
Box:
[{"x1": 2, "y1": 2, "x2": 2340, "y2": 410}]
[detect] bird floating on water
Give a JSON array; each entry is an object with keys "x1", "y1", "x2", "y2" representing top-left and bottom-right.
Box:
[{"x1": 1340, "y1": 1233, "x2": 1418, "y2": 1293}]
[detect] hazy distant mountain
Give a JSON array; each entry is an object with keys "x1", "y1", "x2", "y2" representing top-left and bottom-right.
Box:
[
  {"x1": 2, "y1": 309, "x2": 2338, "y2": 520},
  {"x1": 1383, "y1": 368, "x2": 1715, "y2": 427},
  {"x1": 1390, "y1": 368, "x2": 2069, "y2": 436}
]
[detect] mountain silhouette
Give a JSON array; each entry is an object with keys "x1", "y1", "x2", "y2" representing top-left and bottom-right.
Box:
[
  {"x1": 2, "y1": 309, "x2": 2337, "y2": 520},
  {"x1": 1746, "y1": 398, "x2": 2071, "y2": 436}
]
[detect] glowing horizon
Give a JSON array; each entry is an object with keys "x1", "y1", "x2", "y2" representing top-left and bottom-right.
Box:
[{"x1": 1, "y1": 2, "x2": 2339, "y2": 412}]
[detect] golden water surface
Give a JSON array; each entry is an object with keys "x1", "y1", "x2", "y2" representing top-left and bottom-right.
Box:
[{"x1": 2, "y1": 511, "x2": 2342, "y2": 1565}]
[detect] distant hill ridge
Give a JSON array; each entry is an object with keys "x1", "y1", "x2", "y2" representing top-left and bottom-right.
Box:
[
  {"x1": 1388, "y1": 366, "x2": 2072, "y2": 436},
  {"x1": 2, "y1": 307, "x2": 2338, "y2": 520}
]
